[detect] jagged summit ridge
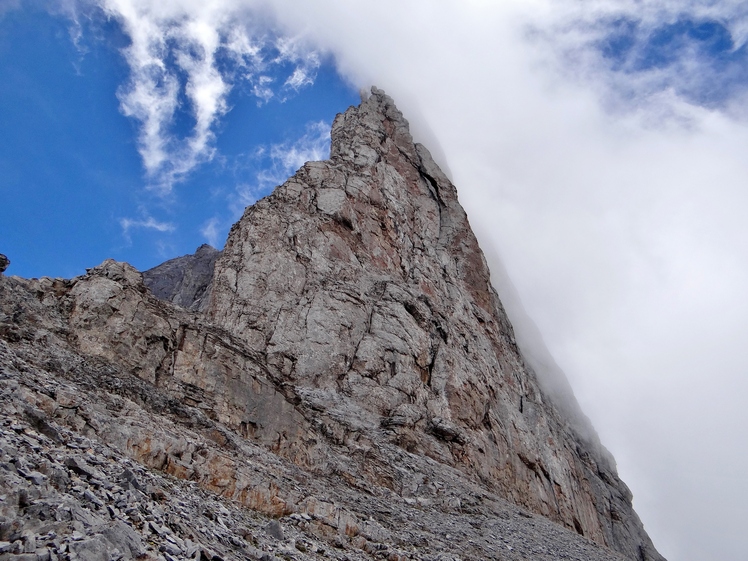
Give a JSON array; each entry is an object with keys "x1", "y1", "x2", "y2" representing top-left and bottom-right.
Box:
[{"x1": 0, "y1": 88, "x2": 664, "y2": 561}]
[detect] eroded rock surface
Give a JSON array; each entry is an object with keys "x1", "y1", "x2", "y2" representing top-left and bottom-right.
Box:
[{"x1": 0, "y1": 89, "x2": 664, "y2": 561}]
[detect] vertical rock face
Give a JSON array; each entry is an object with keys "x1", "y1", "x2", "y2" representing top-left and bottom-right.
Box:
[{"x1": 208, "y1": 88, "x2": 660, "y2": 560}]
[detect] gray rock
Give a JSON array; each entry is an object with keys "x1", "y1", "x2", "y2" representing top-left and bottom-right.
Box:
[
  {"x1": 22, "y1": 471, "x2": 46, "y2": 486},
  {"x1": 119, "y1": 469, "x2": 144, "y2": 492},
  {"x1": 142, "y1": 244, "x2": 220, "y2": 311},
  {"x1": 0, "y1": 254, "x2": 9, "y2": 274},
  {"x1": 64, "y1": 457, "x2": 94, "y2": 479},
  {"x1": 264, "y1": 520, "x2": 284, "y2": 540},
  {"x1": 101, "y1": 521, "x2": 145, "y2": 559},
  {"x1": 67, "y1": 534, "x2": 110, "y2": 561}
]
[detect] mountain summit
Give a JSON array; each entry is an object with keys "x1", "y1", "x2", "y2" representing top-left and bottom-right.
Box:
[{"x1": 0, "y1": 88, "x2": 663, "y2": 561}]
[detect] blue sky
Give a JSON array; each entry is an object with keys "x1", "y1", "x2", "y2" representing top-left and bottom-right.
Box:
[
  {"x1": 598, "y1": 15, "x2": 748, "y2": 105},
  {"x1": 0, "y1": 3, "x2": 358, "y2": 278},
  {"x1": 3, "y1": 2, "x2": 748, "y2": 560}
]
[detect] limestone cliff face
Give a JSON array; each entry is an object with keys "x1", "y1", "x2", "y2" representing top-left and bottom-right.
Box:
[
  {"x1": 0, "y1": 89, "x2": 664, "y2": 561},
  {"x1": 207, "y1": 88, "x2": 659, "y2": 559}
]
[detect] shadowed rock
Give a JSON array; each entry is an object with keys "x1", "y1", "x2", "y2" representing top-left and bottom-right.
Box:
[
  {"x1": 0, "y1": 254, "x2": 9, "y2": 274},
  {"x1": 142, "y1": 244, "x2": 220, "y2": 311}
]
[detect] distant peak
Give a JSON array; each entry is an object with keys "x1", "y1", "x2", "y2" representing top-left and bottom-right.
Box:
[{"x1": 196, "y1": 244, "x2": 219, "y2": 254}]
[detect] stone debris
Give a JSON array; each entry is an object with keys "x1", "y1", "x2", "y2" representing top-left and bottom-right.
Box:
[{"x1": 0, "y1": 263, "x2": 637, "y2": 561}]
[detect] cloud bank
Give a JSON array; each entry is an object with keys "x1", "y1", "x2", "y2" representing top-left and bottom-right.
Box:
[{"x1": 66, "y1": 1, "x2": 748, "y2": 559}]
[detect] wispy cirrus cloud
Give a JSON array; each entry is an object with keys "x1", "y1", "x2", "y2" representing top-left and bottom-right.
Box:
[
  {"x1": 236, "y1": 119, "x2": 330, "y2": 207},
  {"x1": 119, "y1": 214, "x2": 175, "y2": 242},
  {"x1": 259, "y1": 120, "x2": 330, "y2": 181},
  {"x1": 91, "y1": 0, "x2": 321, "y2": 192},
  {"x1": 200, "y1": 119, "x2": 330, "y2": 248},
  {"x1": 199, "y1": 216, "x2": 221, "y2": 247}
]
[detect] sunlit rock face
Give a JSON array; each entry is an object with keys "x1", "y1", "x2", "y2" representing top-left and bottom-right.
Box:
[
  {"x1": 0, "y1": 89, "x2": 664, "y2": 561},
  {"x1": 208, "y1": 88, "x2": 661, "y2": 560}
]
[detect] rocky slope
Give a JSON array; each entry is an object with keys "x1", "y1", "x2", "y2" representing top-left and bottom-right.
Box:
[
  {"x1": 0, "y1": 88, "x2": 663, "y2": 561},
  {"x1": 0, "y1": 318, "x2": 632, "y2": 561}
]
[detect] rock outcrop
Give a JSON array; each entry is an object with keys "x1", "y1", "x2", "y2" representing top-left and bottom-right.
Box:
[
  {"x1": 142, "y1": 244, "x2": 220, "y2": 311},
  {"x1": 0, "y1": 88, "x2": 664, "y2": 561},
  {"x1": 0, "y1": 254, "x2": 9, "y2": 274}
]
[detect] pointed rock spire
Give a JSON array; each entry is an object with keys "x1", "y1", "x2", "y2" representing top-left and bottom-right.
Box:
[{"x1": 207, "y1": 87, "x2": 663, "y2": 560}]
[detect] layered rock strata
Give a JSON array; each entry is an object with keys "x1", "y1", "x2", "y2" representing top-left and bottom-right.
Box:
[
  {"x1": 0, "y1": 88, "x2": 664, "y2": 561},
  {"x1": 1, "y1": 262, "x2": 643, "y2": 561},
  {"x1": 1, "y1": 266, "x2": 637, "y2": 561}
]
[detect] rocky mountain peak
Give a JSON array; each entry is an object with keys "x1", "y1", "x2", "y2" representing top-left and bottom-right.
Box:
[
  {"x1": 206, "y1": 87, "x2": 661, "y2": 559},
  {"x1": 0, "y1": 88, "x2": 664, "y2": 561}
]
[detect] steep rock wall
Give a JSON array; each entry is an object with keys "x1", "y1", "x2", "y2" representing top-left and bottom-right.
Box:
[{"x1": 208, "y1": 88, "x2": 660, "y2": 560}]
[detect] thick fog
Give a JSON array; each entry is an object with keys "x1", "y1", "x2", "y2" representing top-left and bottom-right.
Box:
[{"x1": 48, "y1": 1, "x2": 748, "y2": 559}]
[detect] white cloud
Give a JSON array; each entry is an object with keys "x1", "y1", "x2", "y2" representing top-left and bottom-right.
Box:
[
  {"x1": 68, "y1": 0, "x2": 748, "y2": 559},
  {"x1": 275, "y1": 36, "x2": 320, "y2": 95},
  {"x1": 91, "y1": 0, "x2": 321, "y2": 192},
  {"x1": 120, "y1": 216, "x2": 174, "y2": 233},
  {"x1": 120, "y1": 215, "x2": 175, "y2": 242},
  {"x1": 231, "y1": 120, "x2": 330, "y2": 212},
  {"x1": 284, "y1": 67, "x2": 314, "y2": 90},
  {"x1": 267, "y1": 120, "x2": 329, "y2": 174},
  {"x1": 200, "y1": 216, "x2": 221, "y2": 247}
]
